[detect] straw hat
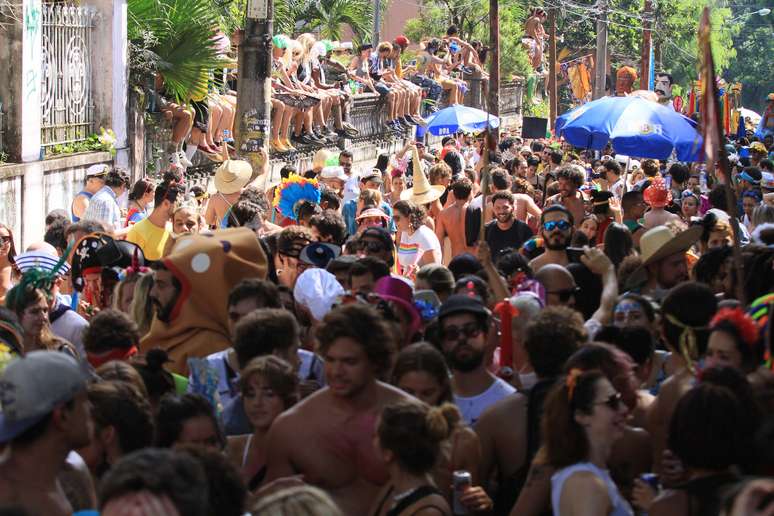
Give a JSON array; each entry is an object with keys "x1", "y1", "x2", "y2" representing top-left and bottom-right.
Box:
[
  {"x1": 639, "y1": 225, "x2": 702, "y2": 266},
  {"x1": 400, "y1": 146, "x2": 446, "y2": 205},
  {"x1": 214, "y1": 159, "x2": 252, "y2": 195}
]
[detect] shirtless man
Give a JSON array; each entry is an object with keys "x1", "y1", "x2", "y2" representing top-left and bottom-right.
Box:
[
  {"x1": 643, "y1": 176, "x2": 680, "y2": 229},
  {"x1": 545, "y1": 164, "x2": 586, "y2": 228},
  {"x1": 264, "y1": 304, "x2": 413, "y2": 515},
  {"x1": 647, "y1": 283, "x2": 717, "y2": 479},
  {"x1": 529, "y1": 205, "x2": 575, "y2": 273},
  {"x1": 0, "y1": 351, "x2": 94, "y2": 516},
  {"x1": 436, "y1": 177, "x2": 475, "y2": 261}
]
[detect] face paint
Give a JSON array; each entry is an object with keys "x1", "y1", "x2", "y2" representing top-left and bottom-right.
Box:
[{"x1": 613, "y1": 301, "x2": 648, "y2": 328}]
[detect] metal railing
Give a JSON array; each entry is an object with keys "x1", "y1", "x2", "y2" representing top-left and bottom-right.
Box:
[{"x1": 40, "y1": 3, "x2": 96, "y2": 148}]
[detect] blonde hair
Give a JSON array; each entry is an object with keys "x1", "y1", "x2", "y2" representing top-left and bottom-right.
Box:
[
  {"x1": 251, "y1": 486, "x2": 342, "y2": 516},
  {"x1": 359, "y1": 188, "x2": 383, "y2": 206},
  {"x1": 378, "y1": 41, "x2": 393, "y2": 53},
  {"x1": 297, "y1": 33, "x2": 316, "y2": 61},
  {"x1": 282, "y1": 39, "x2": 303, "y2": 68},
  {"x1": 130, "y1": 273, "x2": 155, "y2": 337}
]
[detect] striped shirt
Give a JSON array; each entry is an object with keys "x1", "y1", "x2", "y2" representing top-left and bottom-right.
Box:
[{"x1": 83, "y1": 185, "x2": 121, "y2": 229}]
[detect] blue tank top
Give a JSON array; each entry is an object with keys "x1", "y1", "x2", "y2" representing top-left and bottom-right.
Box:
[{"x1": 71, "y1": 190, "x2": 94, "y2": 222}]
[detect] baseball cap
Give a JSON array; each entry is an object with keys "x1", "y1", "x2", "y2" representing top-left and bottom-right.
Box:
[
  {"x1": 299, "y1": 242, "x2": 341, "y2": 269},
  {"x1": 0, "y1": 351, "x2": 89, "y2": 443},
  {"x1": 361, "y1": 169, "x2": 384, "y2": 184},
  {"x1": 438, "y1": 294, "x2": 490, "y2": 321}
]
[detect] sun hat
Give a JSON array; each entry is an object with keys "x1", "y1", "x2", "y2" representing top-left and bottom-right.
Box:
[
  {"x1": 356, "y1": 207, "x2": 390, "y2": 223},
  {"x1": 85, "y1": 164, "x2": 109, "y2": 178},
  {"x1": 293, "y1": 269, "x2": 345, "y2": 321},
  {"x1": 214, "y1": 159, "x2": 252, "y2": 195},
  {"x1": 639, "y1": 225, "x2": 702, "y2": 266},
  {"x1": 299, "y1": 242, "x2": 341, "y2": 269},
  {"x1": 400, "y1": 146, "x2": 446, "y2": 205},
  {"x1": 14, "y1": 249, "x2": 71, "y2": 276},
  {"x1": 643, "y1": 176, "x2": 672, "y2": 208},
  {"x1": 0, "y1": 351, "x2": 89, "y2": 443},
  {"x1": 320, "y1": 166, "x2": 348, "y2": 182},
  {"x1": 374, "y1": 276, "x2": 421, "y2": 335}
]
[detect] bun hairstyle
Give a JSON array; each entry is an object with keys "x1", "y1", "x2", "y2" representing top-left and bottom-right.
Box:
[
  {"x1": 133, "y1": 348, "x2": 176, "y2": 406},
  {"x1": 378, "y1": 401, "x2": 460, "y2": 475}
]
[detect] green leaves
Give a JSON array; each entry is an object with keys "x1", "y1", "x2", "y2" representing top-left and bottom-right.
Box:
[{"x1": 128, "y1": 0, "x2": 226, "y2": 104}]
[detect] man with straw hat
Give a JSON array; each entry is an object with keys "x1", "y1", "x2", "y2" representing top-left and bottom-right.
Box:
[
  {"x1": 625, "y1": 224, "x2": 702, "y2": 301},
  {"x1": 204, "y1": 148, "x2": 265, "y2": 229}
]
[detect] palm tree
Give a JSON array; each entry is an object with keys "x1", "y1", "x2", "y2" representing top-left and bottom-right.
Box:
[
  {"x1": 304, "y1": 0, "x2": 374, "y2": 41},
  {"x1": 129, "y1": 0, "x2": 229, "y2": 104}
]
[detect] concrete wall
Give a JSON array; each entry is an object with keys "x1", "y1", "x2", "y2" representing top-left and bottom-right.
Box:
[{"x1": 0, "y1": 151, "x2": 112, "y2": 248}]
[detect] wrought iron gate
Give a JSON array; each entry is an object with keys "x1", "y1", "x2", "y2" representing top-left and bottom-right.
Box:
[{"x1": 40, "y1": 4, "x2": 96, "y2": 148}]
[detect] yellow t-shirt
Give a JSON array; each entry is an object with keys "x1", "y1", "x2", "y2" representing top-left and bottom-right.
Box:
[{"x1": 126, "y1": 217, "x2": 170, "y2": 261}]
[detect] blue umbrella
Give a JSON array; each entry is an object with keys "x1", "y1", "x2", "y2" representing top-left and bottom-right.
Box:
[
  {"x1": 424, "y1": 105, "x2": 500, "y2": 136},
  {"x1": 555, "y1": 96, "x2": 704, "y2": 161}
]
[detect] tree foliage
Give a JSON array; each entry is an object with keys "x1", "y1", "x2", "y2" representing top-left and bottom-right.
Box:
[
  {"x1": 403, "y1": 0, "x2": 532, "y2": 79},
  {"x1": 128, "y1": 0, "x2": 226, "y2": 103}
]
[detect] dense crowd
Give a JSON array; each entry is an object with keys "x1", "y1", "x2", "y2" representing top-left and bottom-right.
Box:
[{"x1": 0, "y1": 122, "x2": 773, "y2": 516}]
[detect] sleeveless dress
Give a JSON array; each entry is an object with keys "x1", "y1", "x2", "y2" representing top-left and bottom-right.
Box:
[
  {"x1": 71, "y1": 190, "x2": 94, "y2": 222},
  {"x1": 551, "y1": 462, "x2": 633, "y2": 516}
]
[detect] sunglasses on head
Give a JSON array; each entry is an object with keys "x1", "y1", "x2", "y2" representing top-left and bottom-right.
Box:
[
  {"x1": 543, "y1": 220, "x2": 572, "y2": 232},
  {"x1": 548, "y1": 286, "x2": 580, "y2": 302},
  {"x1": 440, "y1": 322, "x2": 483, "y2": 342},
  {"x1": 595, "y1": 392, "x2": 623, "y2": 411}
]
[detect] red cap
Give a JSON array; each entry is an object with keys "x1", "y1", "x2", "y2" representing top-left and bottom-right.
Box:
[{"x1": 394, "y1": 35, "x2": 409, "y2": 49}]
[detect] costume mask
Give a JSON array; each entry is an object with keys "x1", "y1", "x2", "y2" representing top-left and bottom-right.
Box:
[{"x1": 654, "y1": 73, "x2": 673, "y2": 103}]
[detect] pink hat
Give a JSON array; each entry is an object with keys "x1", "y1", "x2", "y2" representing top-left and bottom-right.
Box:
[
  {"x1": 374, "y1": 276, "x2": 421, "y2": 339},
  {"x1": 356, "y1": 208, "x2": 390, "y2": 222}
]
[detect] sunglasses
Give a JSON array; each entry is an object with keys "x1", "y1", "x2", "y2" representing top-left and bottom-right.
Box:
[
  {"x1": 595, "y1": 392, "x2": 624, "y2": 411},
  {"x1": 548, "y1": 286, "x2": 580, "y2": 302},
  {"x1": 543, "y1": 220, "x2": 572, "y2": 232},
  {"x1": 440, "y1": 322, "x2": 483, "y2": 342},
  {"x1": 0, "y1": 236, "x2": 11, "y2": 244}
]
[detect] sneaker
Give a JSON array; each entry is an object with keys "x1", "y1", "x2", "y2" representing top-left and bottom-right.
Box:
[
  {"x1": 342, "y1": 123, "x2": 360, "y2": 137},
  {"x1": 169, "y1": 152, "x2": 181, "y2": 166},
  {"x1": 400, "y1": 116, "x2": 415, "y2": 127},
  {"x1": 409, "y1": 115, "x2": 427, "y2": 126},
  {"x1": 177, "y1": 150, "x2": 193, "y2": 167}
]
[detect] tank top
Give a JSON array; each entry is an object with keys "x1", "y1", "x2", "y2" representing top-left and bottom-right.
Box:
[
  {"x1": 71, "y1": 190, "x2": 94, "y2": 222},
  {"x1": 550, "y1": 462, "x2": 633, "y2": 516}
]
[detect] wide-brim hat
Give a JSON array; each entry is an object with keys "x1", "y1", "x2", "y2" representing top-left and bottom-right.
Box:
[
  {"x1": 214, "y1": 159, "x2": 253, "y2": 194},
  {"x1": 640, "y1": 225, "x2": 702, "y2": 266},
  {"x1": 356, "y1": 208, "x2": 390, "y2": 222},
  {"x1": 400, "y1": 146, "x2": 446, "y2": 205}
]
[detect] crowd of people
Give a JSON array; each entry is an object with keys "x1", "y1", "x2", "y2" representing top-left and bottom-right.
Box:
[
  {"x1": 152, "y1": 28, "x2": 491, "y2": 164},
  {"x1": 0, "y1": 117, "x2": 773, "y2": 516}
]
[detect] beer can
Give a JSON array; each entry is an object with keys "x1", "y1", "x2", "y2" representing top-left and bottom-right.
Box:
[
  {"x1": 452, "y1": 470, "x2": 472, "y2": 515},
  {"x1": 640, "y1": 473, "x2": 659, "y2": 490}
]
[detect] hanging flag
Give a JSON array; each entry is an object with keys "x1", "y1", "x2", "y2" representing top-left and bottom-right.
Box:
[{"x1": 698, "y1": 8, "x2": 722, "y2": 168}]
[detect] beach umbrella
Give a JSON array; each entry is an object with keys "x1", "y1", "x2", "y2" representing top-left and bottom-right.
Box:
[
  {"x1": 424, "y1": 105, "x2": 500, "y2": 136},
  {"x1": 555, "y1": 96, "x2": 703, "y2": 161}
]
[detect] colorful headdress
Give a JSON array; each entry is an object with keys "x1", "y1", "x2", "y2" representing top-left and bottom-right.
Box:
[
  {"x1": 749, "y1": 293, "x2": 774, "y2": 370},
  {"x1": 272, "y1": 174, "x2": 321, "y2": 221},
  {"x1": 272, "y1": 35, "x2": 290, "y2": 49}
]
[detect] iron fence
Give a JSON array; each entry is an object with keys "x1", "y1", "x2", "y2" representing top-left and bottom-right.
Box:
[{"x1": 40, "y1": 3, "x2": 96, "y2": 148}]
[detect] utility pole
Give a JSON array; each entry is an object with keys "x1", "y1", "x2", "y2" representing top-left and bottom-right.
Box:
[
  {"x1": 235, "y1": 0, "x2": 273, "y2": 176},
  {"x1": 373, "y1": 0, "x2": 381, "y2": 45},
  {"x1": 488, "y1": 0, "x2": 500, "y2": 141},
  {"x1": 548, "y1": 7, "x2": 557, "y2": 130},
  {"x1": 640, "y1": 0, "x2": 653, "y2": 89},
  {"x1": 593, "y1": 0, "x2": 608, "y2": 99}
]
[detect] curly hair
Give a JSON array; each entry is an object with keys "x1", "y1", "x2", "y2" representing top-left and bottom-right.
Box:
[
  {"x1": 524, "y1": 306, "x2": 586, "y2": 378},
  {"x1": 555, "y1": 164, "x2": 585, "y2": 188},
  {"x1": 83, "y1": 309, "x2": 141, "y2": 353},
  {"x1": 393, "y1": 200, "x2": 426, "y2": 232},
  {"x1": 316, "y1": 303, "x2": 395, "y2": 376}
]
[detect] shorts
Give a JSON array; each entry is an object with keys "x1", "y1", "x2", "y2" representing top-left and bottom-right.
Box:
[
  {"x1": 410, "y1": 75, "x2": 442, "y2": 101},
  {"x1": 374, "y1": 81, "x2": 391, "y2": 97}
]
